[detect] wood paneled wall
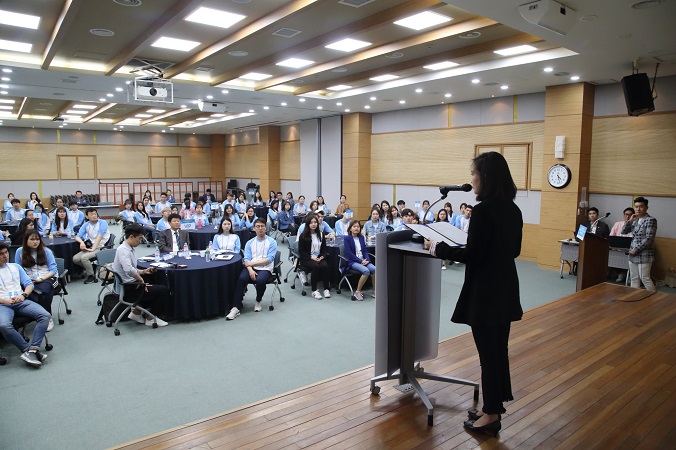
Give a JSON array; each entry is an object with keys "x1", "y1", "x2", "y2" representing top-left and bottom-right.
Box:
[
  {"x1": 590, "y1": 113, "x2": 676, "y2": 196},
  {"x1": 224, "y1": 144, "x2": 259, "y2": 179},
  {"x1": 0, "y1": 142, "x2": 211, "y2": 180},
  {"x1": 280, "y1": 140, "x2": 300, "y2": 180},
  {"x1": 371, "y1": 122, "x2": 544, "y2": 188}
]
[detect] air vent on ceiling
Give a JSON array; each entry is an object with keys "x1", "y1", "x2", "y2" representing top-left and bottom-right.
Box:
[
  {"x1": 554, "y1": 71, "x2": 570, "y2": 77},
  {"x1": 459, "y1": 32, "x2": 481, "y2": 39},
  {"x1": 484, "y1": 82, "x2": 499, "y2": 86},
  {"x1": 589, "y1": 79, "x2": 619, "y2": 85},
  {"x1": 272, "y1": 28, "x2": 302, "y2": 38},
  {"x1": 338, "y1": 0, "x2": 376, "y2": 7},
  {"x1": 385, "y1": 52, "x2": 404, "y2": 59},
  {"x1": 195, "y1": 66, "x2": 214, "y2": 72},
  {"x1": 113, "y1": 0, "x2": 142, "y2": 6},
  {"x1": 60, "y1": 79, "x2": 78, "y2": 84}
]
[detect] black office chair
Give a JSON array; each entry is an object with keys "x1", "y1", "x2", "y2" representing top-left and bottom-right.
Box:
[
  {"x1": 53, "y1": 257, "x2": 71, "y2": 325},
  {"x1": 245, "y1": 250, "x2": 284, "y2": 311},
  {"x1": 106, "y1": 269, "x2": 159, "y2": 336},
  {"x1": 284, "y1": 239, "x2": 309, "y2": 296},
  {"x1": 91, "y1": 249, "x2": 117, "y2": 306}
]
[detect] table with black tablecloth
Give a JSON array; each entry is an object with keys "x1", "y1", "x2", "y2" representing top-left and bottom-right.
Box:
[
  {"x1": 253, "y1": 206, "x2": 268, "y2": 222},
  {"x1": 42, "y1": 236, "x2": 81, "y2": 272},
  {"x1": 0, "y1": 220, "x2": 20, "y2": 235},
  {"x1": 149, "y1": 213, "x2": 162, "y2": 224},
  {"x1": 137, "y1": 252, "x2": 242, "y2": 320},
  {"x1": 188, "y1": 226, "x2": 218, "y2": 250},
  {"x1": 234, "y1": 227, "x2": 254, "y2": 247}
]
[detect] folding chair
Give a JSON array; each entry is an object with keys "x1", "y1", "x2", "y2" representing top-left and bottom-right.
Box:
[
  {"x1": 247, "y1": 250, "x2": 285, "y2": 311},
  {"x1": 336, "y1": 245, "x2": 375, "y2": 301},
  {"x1": 53, "y1": 257, "x2": 71, "y2": 325},
  {"x1": 92, "y1": 249, "x2": 117, "y2": 306},
  {"x1": 268, "y1": 218, "x2": 289, "y2": 242},
  {"x1": 107, "y1": 269, "x2": 159, "y2": 336},
  {"x1": 284, "y1": 239, "x2": 308, "y2": 296}
]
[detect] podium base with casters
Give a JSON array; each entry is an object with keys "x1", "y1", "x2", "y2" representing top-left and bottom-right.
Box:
[{"x1": 373, "y1": 233, "x2": 480, "y2": 427}]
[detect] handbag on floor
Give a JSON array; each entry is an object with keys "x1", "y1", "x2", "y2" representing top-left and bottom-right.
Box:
[{"x1": 95, "y1": 293, "x2": 128, "y2": 326}]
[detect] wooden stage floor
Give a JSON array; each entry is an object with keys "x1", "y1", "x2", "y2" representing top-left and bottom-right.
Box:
[{"x1": 117, "y1": 283, "x2": 676, "y2": 449}]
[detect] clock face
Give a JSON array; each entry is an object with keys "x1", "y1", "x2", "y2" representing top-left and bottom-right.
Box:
[{"x1": 548, "y1": 164, "x2": 571, "y2": 189}]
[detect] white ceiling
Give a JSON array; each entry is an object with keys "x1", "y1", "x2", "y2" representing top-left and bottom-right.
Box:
[{"x1": 0, "y1": 0, "x2": 674, "y2": 134}]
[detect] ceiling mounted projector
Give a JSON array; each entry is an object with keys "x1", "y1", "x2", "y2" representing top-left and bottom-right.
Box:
[
  {"x1": 518, "y1": 0, "x2": 577, "y2": 35},
  {"x1": 198, "y1": 101, "x2": 227, "y2": 113},
  {"x1": 133, "y1": 78, "x2": 173, "y2": 103}
]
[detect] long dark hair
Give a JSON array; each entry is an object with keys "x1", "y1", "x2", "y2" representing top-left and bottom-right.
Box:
[
  {"x1": 473, "y1": 151, "x2": 517, "y2": 201},
  {"x1": 300, "y1": 213, "x2": 320, "y2": 242},
  {"x1": 54, "y1": 206, "x2": 69, "y2": 229},
  {"x1": 217, "y1": 217, "x2": 233, "y2": 235},
  {"x1": 21, "y1": 230, "x2": 47, "y2": 267},
  {"x1": 136, "y1": 201, "x2": 149, "y2": 218}
]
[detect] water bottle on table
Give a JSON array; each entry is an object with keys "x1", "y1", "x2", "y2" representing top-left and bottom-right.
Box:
[
  {"x1": 183, "y1": 242, "x2": 191, "y2": 259},
  {"x1": 154, "y1": 244, "x2": 160, "y2": 263}
]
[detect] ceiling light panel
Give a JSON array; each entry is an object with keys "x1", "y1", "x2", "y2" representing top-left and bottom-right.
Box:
[
  {"x1": 494, "y1": 45, "x2": 537, "y2": 56},
  {"x1": 370, "y1": 74, "x2": 399, "y2": 82},
  {"x1": 327, "y1": 85, "x2": 352, "y2": 91},
  {"x1": 394, "y1": 11, "x2": 452, "y2": 30},
  {"x1": 423, "y1": 61, "x2": 459, "y2": 70},
  {"x1": 325, "y1": 38, "x2": 371, "y2": 52},
  {"x1": 0, "y1": 39, "x2": 32, "y2": 53},
  {"x1": 276, "y1": 58, "x2": 314, "y2": 68},
  {"x1": 72, "y1": 104, "x2": 97, "y2": 110},
  {"x1": 0, "y1": 9, "x2": 41, "y2": 29},
  {"x1": 151, "y1": 37, "x2": 200, "y2": 52},
  {"x1": 184, "y1": 7, "x2": 245, "y2": 28},
  {"x1": 239, "y1": 72, "x2": 272, "y2": 81}
]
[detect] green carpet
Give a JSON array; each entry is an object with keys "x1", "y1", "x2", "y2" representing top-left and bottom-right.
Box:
[{"x1": 3, "y1": 226, "x2": 664, "y2": 449}]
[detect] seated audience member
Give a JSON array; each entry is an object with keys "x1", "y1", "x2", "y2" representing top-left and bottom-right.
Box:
[
  {"x1": 49, "y1": 197, "x2": 65, "y2": 219},
  {"x1": 16, "y1": 230, "x2": 58, "y2": 330},
  {"x1": 73, "y1": 190, "x2": 88, "y2": 207},
  {"x1": 143, "y1": 190, "x2": 153, "y2": 204},
  {"x1": 584, "y1": 207, "x2": 610, "y2": 239},
  {"x1": 26, "y1": 192, "x2": 41, "y2": 210},
  {"x1": 380, "y1": 201, "x2": 391, "y2": 223},
  {"x1": 165, "y1": 189, "x2": 175, "y2": 203},
  {"x1": 170, "y1": 205, "x2": 179, "y2": 216},
  {"x1": 134, "y1": 201, "x2": 157, "y2": 242},
  {"x1": 622, "y1": 197, "x2": 657, "y2": 291},
  {"x1": 142, "y1": 196, "x2": 152, "y2": 211},
  {"x1": 396, "y1": 199, "x2": 406, "y2": 212},
  {"x1": 202, "y1": 189, "x2": 216, "y2": 204},
  {"x1": 308, "y1": 200, "x2": 319, "y2": 214},
  {"x1": 221, "y1": 192, "x2": 235, "y2": 210},
  {"x1": 241, "y1": 206, "x2": 257, "y2": 230},
  {"x1": 278, "y1": 201, "x2": 296, "y2": 235},
  {"x1": 7, "y1": 199, "x2": 26, "y2": 221},
  {"x1": 0, "y1": 229, "x2": 9, "y2": 241},
  {"x1": 364, "y1": 208, "x2": 387, "y2": 237},
  {"x1": 113, "y1": 223, "x2": 169, "y2": 327},
  {"x1": 611, "y1": 207, "x2": 635, "y2": 237},
  {"x1": 213, "y1": 217, "x2": 241, "y2": 253},
  {"x1": 393, "y1": 208, "x2": 416, "y2": 231},
  {"x1": 3, "y1": 193, "x2": 14, "y2": 211},
  {"x1": 154, "y1": 193, "x2": 171, "y2": 213},
  {"x1": 390, "y1": 207, "x2": 403, "y2": 229},
  {"x1": 218, "y1": 203, "x2": 242, "y2": 228},
  {"x1": 157, "y1": 214, "x2": 190, "y2": 254},
  {"x1": 444, "y1": 202, "x2": 458, "y2": 225},
  {"x1": 335, "y1": 213, "x2": 351, "y2": 236},
  {"x1": 156, "y1": 207, "x2": 172, "y2": 232},
  {"x1": 229, "y1": 219, "x2": 277, "y2": 320},
  {"x1": 33, "y1": 204, "x2": 50, "y2": 235},
  {"x1": 459, "y1": 205, "x2": 472, "y2": 232},
  {"x1": 453, "y1": 203, "x2": 467, "y2": 228},
  {"x1": 67, "y1": 201, "x2": 85, "y2": 232},
  {"x1": 334, "y1": 195, "x2": 349, "y2": 216},
  {"x1": 267, "y1": 190, "x2": 277, "y2": 206},
  {"x1": 50, "y1": 207, "x2": 72, "y2": 236},
  {"x1": 293, "y1": 195, "x2": 308, "y2": 215},
  {"x1": 298, "y1": 214, "x2": 331, "y2": 299},
  {"x1": 286, "y1": 192, "x2": 295, "y2": 208},
  {"x1": 192, "y1": 202, "x2": 210, "y2": 228},
  {"x1": 179, "y1": 199, "x2": 195, "y2": 220},
  {"x1": 252, "y1": 190, "x2": 264, "y2": 206},
  {"x1": 317, "y1": 196, "x2": 330, "y2": 215},
  {"x1": 343, "y1": 220, "x2": 376, "y2": 301},
  {"x1": 74, "y1": 208, "x2": 111, "y2": 284},
  {"x1": 0, "y1": 241, "x2": 51, "y2": 367},
  {"x1": 276, "y1": 191, "x2": 284, "y2": 205},
  {"x1": 268, "y1": 199, "x2": 280, "y2": 221},
  {"x1": 11, "y1": 218, "x2": 35, "y2": 245},
  {"x1": 235, "y1": 193, "x2": 248, "y2": 215},
  {"x1": 437, "y1": 209, "x2": 450, "y2": 223},
  {"x1": 418, "y1": 200, "x2": 434, "y2": 223},
  {"x1": 297, "y1": 210, "x2": 335, "y2": 238},
  {"x1": 119, "y1": 200, "x2": 136, "y2": 222}
]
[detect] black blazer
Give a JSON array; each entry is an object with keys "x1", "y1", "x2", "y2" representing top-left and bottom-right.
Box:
[
  {"x1": 436, "y1": 198, "x2": 523, "y2": 327},
  {"x1": 157, "y1": 228, "x2": 190, "y2": 253},
  {"x1": 297, "y1": 232, "x2": 328, "y2": 267},
  {"x1": 583, "y1": 220, "x2": 610, "y2": 239}
]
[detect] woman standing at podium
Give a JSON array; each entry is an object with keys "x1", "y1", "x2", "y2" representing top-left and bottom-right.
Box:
[{"x1": 427, "y1": 151, "x2": 523, "y2": 436}]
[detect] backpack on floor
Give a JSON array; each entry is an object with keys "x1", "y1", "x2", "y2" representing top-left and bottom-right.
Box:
[{"x1": 95, "y1": 293, "x2": 128, "y2": 326}]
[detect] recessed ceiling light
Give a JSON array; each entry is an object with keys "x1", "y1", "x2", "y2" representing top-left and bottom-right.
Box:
[
  {"x1": 316, "y1": 106, "x2": 323, "y2": 110},
  {"x1": 327, "y1": 85, "x2": 352, "y2": 91},
  {"x1": 161, "y1": 130, "x2": 166, "y2": 133},
  {"x1": 570, "y1": 76, "x2": 580, "y2": 81},
  {"x1": 459, "y1": 31, "x2": 481, "y2": 39},
  {"x1": 544, "y1": 67, "x2": 554, "y2": 72},
  {"x1": 415, "y1": 88, "x2": 423, "y2": 93},
  {"x1": 146, "y1": 109, "x2": 166, "y2": 113},
  {"x1": 471, "y1": 78, "x2": 480, "y2": 84},
  {"x1": 221, "y1": 90, "x2": 229, "y2": 95},
  {"x1": 119, "y1": 126, "x2": 124, "y2": 128},
  {"x1": 276, "y1": 58, "x2": 314, "y2": 68},
  {"x1": 423, "y1": 61, "x2": 459, "y2": 71},
  {"x1": 180, "y1": 104, "x2": 187, "y2": 108},
  {"x1": 211, "y1": 114, "x2": 225, "y2": 117},
  {"x1": 135, "y1": 114, "x2": 152, "y2": 118},
  {"x1": 1, "y1": 69, "x2": 11, "y2": 73},
  {"x1": 1, "y1": 77, "x2": 10, "y2": 81},
  {"x1": 281, "y1": 102, "x2": 287, "y2": 106},
  {"x1": 299, "y1": 98, "x2": 306, "y2": 102},
  {"x1": 501, "y1": 85, "x2": 509, "y2": 90},
  {"x1": 58, "y1": 125, "x2": 63, "y2": 128},
  {"x1": 228, "y1": 50, "x2": 249, "y2": 57},
  {"x1": 364, "y1": 105, "x2": 370, "y2": 109},
  {"x1": 263, "y1": 106, "x2": 269, "y2": 110},
  {"x1": 249, "y1": 109, "x2": 255, "y2": 113},
  {"x1": 0, "y1": 39, "x2": 32, "y2": 53},
  {"x1": 0, "y1": 9, "x2": 40, "y2": 29},
  {"x1": 115, "y1": 87, "x2": 124, "y2": 92},
  {"x1": 99, "y1": 98, "x2": 106, "y2": 102},
  {"x1": 72, "y1": 104, "x2": 97, "y2": 110},
  {"x1": 344, "y1": 109, "x2": 350, "y2": 112},
  {"x1": 325, "y1": 38, "x2": 371, "y2": 52},
  {"x1": 494, "y1": 45, "x2": 537, "y2": 56},
  {"x1": 184, "y1": 7, "x2": 246, "y2": 28},
  {"x1": 394, "y1": 11, "x2": 452, "y2": 30},
  {"x1": 579, "y1": 15, "x2": 598, "y2": 21},
  {"x1": 169, "y1": 128, "x2": 174, "y2": 130},
  {"x1": 370, "y1": 74, "x2": 399, "y2": 82},
  {"x1": 113, "y1": 128, "x2": 118, "y2": 131},
  {"x1": 206, "y1": 95, "x2": 213, "y2": 99},
  {"x1": 444, "y1": 93, "x2": 452, "y2": 98},
  {"x1": 106, "y1": 93, "x2": 114, "y2": 97},
  {"x1": 151, "y1": 36, "x2": 200, "y2": 52},
  {"x1": 90, "y1": 28, "x2": 115, "y2": 37},
  {"x1": 239, "y1": 72, "x2": 272, "y2": 81},
  {"x1": 196, "y1": 117, "x2": 209, "y2": 121},
  {"x1": 399, "y1": 100, "x2": 406, "y2": 104},
  {"x1": 0, "y1": 91, "x2": 8, "y2": 94}
]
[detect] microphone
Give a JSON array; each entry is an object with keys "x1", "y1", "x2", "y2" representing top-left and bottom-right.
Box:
[{"x1": 439, "y1": 184, "x2": 472, "y2": 196}]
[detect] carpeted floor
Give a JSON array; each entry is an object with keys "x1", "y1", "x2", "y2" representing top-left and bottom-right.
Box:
[{"x1": 2, "y1": 225, "x2": 666, "y2": 449}]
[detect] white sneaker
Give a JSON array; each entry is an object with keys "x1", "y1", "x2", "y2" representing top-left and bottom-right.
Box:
[
  {"x1": 46, "y1": 318, "x2": 54, "y2": 332},
  {"x1": 226, "y1": 307, "x2": 240, "y2": 320},
  {"x1": 146, "y1": 317, "x2": 168, "y2": 327},
  {"x1": 354, "y1": 291, "x2": 364, "y2": 301},
  {"x1": 441, "y1": 265, "x2": 447, "y2": 270},
  {"x1": 370, "y1": 291, "x2": 376, "y2": 298},
  {"x1": 128, "y1": 312, "x2": 145, "y2": 324},
  {"x1": 298, "y1": 271, "x2": 307, "y2": 285},
  {"x1": 323, "y1": 289, "x2": 331, "y2": 298},
  {"x1": 254, "y1": 301, "x2": 262, "y2": 312},
  {"x1": 312, "y1": 290, "x2": 323, "y2": 300}
]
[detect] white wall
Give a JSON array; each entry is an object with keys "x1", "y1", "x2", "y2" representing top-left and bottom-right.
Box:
[
  {"x1": 319, "y1": 115, "x2": 342, "y2": 209},
  {"x1": 299, "y1": 119, "x2": 320, "y2": 199}
]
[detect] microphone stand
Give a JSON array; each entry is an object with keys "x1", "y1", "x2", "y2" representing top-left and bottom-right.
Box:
[{"x1": 422, "y1": 194, "x2": 447, "y2": 224}]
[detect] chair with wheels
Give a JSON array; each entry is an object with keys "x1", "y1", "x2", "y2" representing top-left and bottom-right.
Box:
[
  {"x1": 91, "y1": 249, "x2": 117, "y2": 306},
  {"x1": 284, "y1": 239, "x2": 308, "y2": 296},
  {"x1": 107, "y1": 269, "x2": 159, "y2": 336},
  {"x1": 246, "y1": 250, "x2": 285, "y2": 311},
  {"x1": 53, "y1": 257, "x2": 70, "y2": 325},
  {"x1": 336, "y1": 245, "x2": 375, "y2": 300}
]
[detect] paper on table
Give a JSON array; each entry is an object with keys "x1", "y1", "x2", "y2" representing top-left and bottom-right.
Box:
[
  {"x1": 406, "y1": 222, "x2": 467, "y2": 247},
  {"x1": 150, "y1": 262, "x2": 172, "y2": 268}
]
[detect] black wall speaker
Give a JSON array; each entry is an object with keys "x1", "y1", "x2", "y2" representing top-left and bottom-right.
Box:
[{"x1": 621, "y1": 73, "x2": 655, "y2": 116}]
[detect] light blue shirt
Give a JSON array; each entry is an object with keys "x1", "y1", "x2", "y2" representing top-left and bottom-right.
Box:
[
  {"x1": 243, "y1": 235, "x2": 277, "y2": 272},
  {"x1": 3, "y1": 199, "x2": 12, "y2": 211},
  {"x1": 364, "y1": 220, "x2": 386, "y2": 236},
  {"x1": 35, "y1": 212, "x2": 50, "y2": 234},
  {"x1": 218, "y1": 214, "x2": 242, "y2": 228},
  {"x1": 67, "y1": 209, "x2": 85, "y2": 227},
  {"x1": 156, "y1": 218, "x2": 170, "y2": 232},
  {"x1": 293, "y1": 202, "x2": 308, "y2": 214},
  {"x1": 235, "y1": 202, "x2": 248, "y2": 214},
  {"x1": 192, "y1": 213, "x2": 210, "y2": 227},
  {"x1": 7, "y1": 208, "x2": 26, "y2": 221},
  {"x1": 51, "y1": 219, "x2": 73, "y2": 235},
  {"x1": 242, "y1": 215, "x2": 258, "y2": 230},
  {"x1": 297, "y1": 221, "x2": 333, "y2": 237},
  {"x1": 77, "y1": 220, "x2": 110, "y2": 248},
  {"x1": 212, "y1": 233, "x2": 241, "y2": 253},
  {"x1": 335, "y1": 219, "x2": 351, "y2": 236},
  {"x1": 120, "y1": 210, "x2": 135, "y2": 222},
  {"x1": 134, "y1": 211, "x2": 152, "y2": 225},
  {"x1": 0, "y1": 263, "x2": 33, "y2": 299},
  {"x1": 154, "y1": 201, "x2": 171, "y2": 213},
  {"x1": 15, "y1": 247, "x2": 58, "y2": 278}
]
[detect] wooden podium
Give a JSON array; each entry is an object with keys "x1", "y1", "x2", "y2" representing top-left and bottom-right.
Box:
[{"x1": 576, "y1": 232, "x2": 609, "y2": 291}]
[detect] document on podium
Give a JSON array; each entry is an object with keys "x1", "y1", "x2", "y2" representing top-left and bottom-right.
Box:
[{"x1": 406, "y1": 222, "x2": 467, "y2": 247}]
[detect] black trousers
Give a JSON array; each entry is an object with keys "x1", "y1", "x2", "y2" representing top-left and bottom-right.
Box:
[
  {"x1": 471, "y1": 322, "x2": 513, "y2": 415},
  {"x1": 301, "y1": 259, "x2": 330, "y2": 291},
  {"x1": 123, "y1": 283, "x2": 170, "y2": 318},
  {"x1": 232, "y1": 268, "x2": 271, "y2": 310},
  {"x1": 28, "y1": 280, "x2": 55, "y2": 315}
]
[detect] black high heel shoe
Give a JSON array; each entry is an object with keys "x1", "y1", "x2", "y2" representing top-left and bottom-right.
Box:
[
  {"x1": 463, "y1": 418, "x2": 501, "y2": 437},
  {"x1": 467, "y1": 409, "x2": 501, "y2": 421}
]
